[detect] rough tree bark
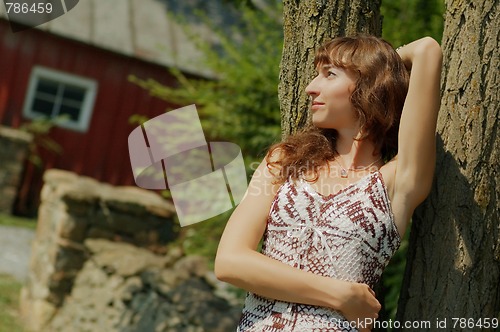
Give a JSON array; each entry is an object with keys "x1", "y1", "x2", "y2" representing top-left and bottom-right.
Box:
[
  {"x1": 396, "y1": 1, "x2": 499, "y2": 330},
  {"x1": 279, "y1": 0, "x2": 381, "y2": 137}
]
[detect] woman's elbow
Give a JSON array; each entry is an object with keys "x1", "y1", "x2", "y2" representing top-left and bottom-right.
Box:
[
  {"x1": 214, "y1": 251, "x2": 236, "y2": 282},
  {"x1": 416, "y1": 37, "x2": 443, "y2": 61}
]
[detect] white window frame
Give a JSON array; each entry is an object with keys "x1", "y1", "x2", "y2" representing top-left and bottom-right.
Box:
[{"x1": 22, "y1": 66, "x2": 98, "y2": 132}]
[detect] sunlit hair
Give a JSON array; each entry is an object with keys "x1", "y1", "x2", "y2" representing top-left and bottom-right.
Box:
[{"x1": 266, "y1": 34, "x2": 409, "y2": 184}]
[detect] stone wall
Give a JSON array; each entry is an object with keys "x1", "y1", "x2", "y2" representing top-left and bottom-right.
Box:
[
  {"x1": 21, "y1": 169, "x2": 241, "y2": 331},
  {"x1": 0, "y1": 125, "x2": 33, "y2": 214}
]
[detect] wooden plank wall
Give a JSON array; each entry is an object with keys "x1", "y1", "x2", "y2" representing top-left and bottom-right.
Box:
[{"x1": 0, "y1": 19, "x2": 183, "y2": 213}]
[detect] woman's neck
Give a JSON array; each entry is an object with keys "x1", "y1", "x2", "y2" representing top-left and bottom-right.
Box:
[{"x1": 335, "y1": 132, "x2": 381, "y2": 168}]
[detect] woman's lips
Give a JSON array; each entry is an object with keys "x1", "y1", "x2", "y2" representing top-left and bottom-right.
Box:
[{"x1": 311, "y1": 102, "x2": 325, "y2": 110}]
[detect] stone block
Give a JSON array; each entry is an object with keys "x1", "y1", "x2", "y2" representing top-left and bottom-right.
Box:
[
  {"x1": 21, "y1": 169, "x2": 231, "y2": 331},
  {"x1": 35, "y1": 201, "x2": 62, "y2": 240},
  {"x1": 85, "y1": 226, "x2": 115, "y2": 240},
  {"x1": 0, "y1": 126, "x2": 33, "y2": 214},
  {"x1": 55, "y1": 213, "x2": 89, "y2": 242},
  {"x1": 19, "y1": 291, "x2": 57, "y2": 332},
  {"x1": 85, "y1": 238, "x2": 167, "y2": 277}
]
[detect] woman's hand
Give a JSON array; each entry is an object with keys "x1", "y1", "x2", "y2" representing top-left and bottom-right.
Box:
[
  {"x1": 395, "y1": 37, "x2": 440, "y2": 70},
  {"x1": 335, "y1": 280, "x2": 381, "y2": 331}
]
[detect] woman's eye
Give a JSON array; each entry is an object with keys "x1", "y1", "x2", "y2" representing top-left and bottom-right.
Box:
[{"x1": 328, "y1": 71, "x2": 336, "y2": 77}]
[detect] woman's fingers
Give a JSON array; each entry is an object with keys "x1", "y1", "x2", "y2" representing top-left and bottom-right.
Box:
[{"x1": 338, "y1": 282, "x2": 381, "y2": 329}]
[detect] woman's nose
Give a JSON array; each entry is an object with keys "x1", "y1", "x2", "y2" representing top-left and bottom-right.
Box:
[{"x1": 305, "y1": 76, "x2": 319, "y2": 96}]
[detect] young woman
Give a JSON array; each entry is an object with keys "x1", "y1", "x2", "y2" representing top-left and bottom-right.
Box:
[{"x1": 215, "y1": 35, "x2": 442, "y2": 331}]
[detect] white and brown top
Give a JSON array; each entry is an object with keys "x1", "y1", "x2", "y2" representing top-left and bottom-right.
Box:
[{"x1": 237, "y1": 170, "x2": 401, "y2": 332}]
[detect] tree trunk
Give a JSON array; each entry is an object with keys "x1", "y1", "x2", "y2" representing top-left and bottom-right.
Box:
[
  {"x1": 396, "y1": 1, "x2": 500, "y2": 330},
  {"x1": 279, "y1": 0, "x2": 382, "y2": 137}
]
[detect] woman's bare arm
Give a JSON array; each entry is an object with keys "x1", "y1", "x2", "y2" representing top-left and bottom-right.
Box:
[
  {"x1": 394, "y1": 37, "x2": 443, "y2": 212},
  {"x1": 214, "y1": 150, "x2": 381, "y2": 325}
]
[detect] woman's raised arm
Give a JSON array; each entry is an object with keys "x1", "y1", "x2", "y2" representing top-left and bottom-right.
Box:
[{"x1": 394, "y1": 37, "x2": 443, "y2": 211}]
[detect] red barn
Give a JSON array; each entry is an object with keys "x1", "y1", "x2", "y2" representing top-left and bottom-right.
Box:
[{"x1": 0, "y1": 0, "x2": 230, "y2": 215}]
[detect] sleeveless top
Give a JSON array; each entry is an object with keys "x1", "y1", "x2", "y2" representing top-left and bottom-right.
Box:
[{"x1": 237, "y1": 170, "x2": 401, "y2": 332}]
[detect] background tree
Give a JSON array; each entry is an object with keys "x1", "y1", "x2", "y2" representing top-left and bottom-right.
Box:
[
  {"x1": 279, "y1": 0, "x2": 382, "y2": 136},
  {"x1": 278, "y1": 0, "x2": 404, "y2": 327},
  {"x1": 396, "y1": 1, "x2": 500, "y2": 327}
]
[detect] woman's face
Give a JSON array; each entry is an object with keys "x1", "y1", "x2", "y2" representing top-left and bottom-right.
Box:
[{"x1": 305, "y1": 64, "x2": 358, "y2": 130}]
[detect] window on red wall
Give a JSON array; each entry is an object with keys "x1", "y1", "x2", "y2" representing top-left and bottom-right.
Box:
[{"x1": 22, "y1": 66, "x2": 98, "y2": 132}]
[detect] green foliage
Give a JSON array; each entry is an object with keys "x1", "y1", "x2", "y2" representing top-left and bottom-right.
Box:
[
  {"x1": 128, "y1": 114, "x2": 150, "y2": 126},
  {"x1": 381, "y1": 229, "x2": 410, "y2": 322},
  {"x1": 129, "y1": 2, "x2": 283, "y2": 165},
  {"x1": 179, "y1": 209, "x2": 234, "y2": 265},
  {"x1": 381, "y1": 0, "x2": 445, "y2": 46},
  {"x1": 221, "y1": 0, "x2": 258, "y2": 10},
  {"x1": 19, "y1": 116, "x2": 64, "y2": 168},
  {"x1": 129, "y1": 7, "x2": 283, "y2": 302}
]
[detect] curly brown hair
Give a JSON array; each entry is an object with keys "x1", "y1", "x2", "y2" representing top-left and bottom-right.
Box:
[{"x1": 266, "y1": 34, "x2": 409, "y2": 185}]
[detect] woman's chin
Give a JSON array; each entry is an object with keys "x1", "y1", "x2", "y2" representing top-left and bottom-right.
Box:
[
  {"x1": 311, "y1": 118, "x2": 329, "y2": 128},
  {"x1": 311, "y1": 115, "x2": 345, "y2": 130}
]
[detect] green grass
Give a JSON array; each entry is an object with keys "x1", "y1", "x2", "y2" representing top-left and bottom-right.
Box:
[
  {"x1": 0, "y1": 274, "x2": 25, "y2": 332},
  {"x1": 0, "y1": 213, "x2": 36, "y2": 230}
]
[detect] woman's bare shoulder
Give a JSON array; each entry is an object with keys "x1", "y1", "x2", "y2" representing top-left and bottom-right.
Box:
[{"x1": 246, "y1": 147, "x2": 286, "y2": 198}]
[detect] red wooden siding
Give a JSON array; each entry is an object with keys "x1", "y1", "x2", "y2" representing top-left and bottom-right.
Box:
[{"x1": 0, "y1": 19, "x2": 184, "y2": 213}]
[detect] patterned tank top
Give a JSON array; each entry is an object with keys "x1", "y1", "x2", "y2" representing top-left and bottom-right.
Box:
[{"x1": 237, "y1": 170, "x2": 401, "y2": 332}]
